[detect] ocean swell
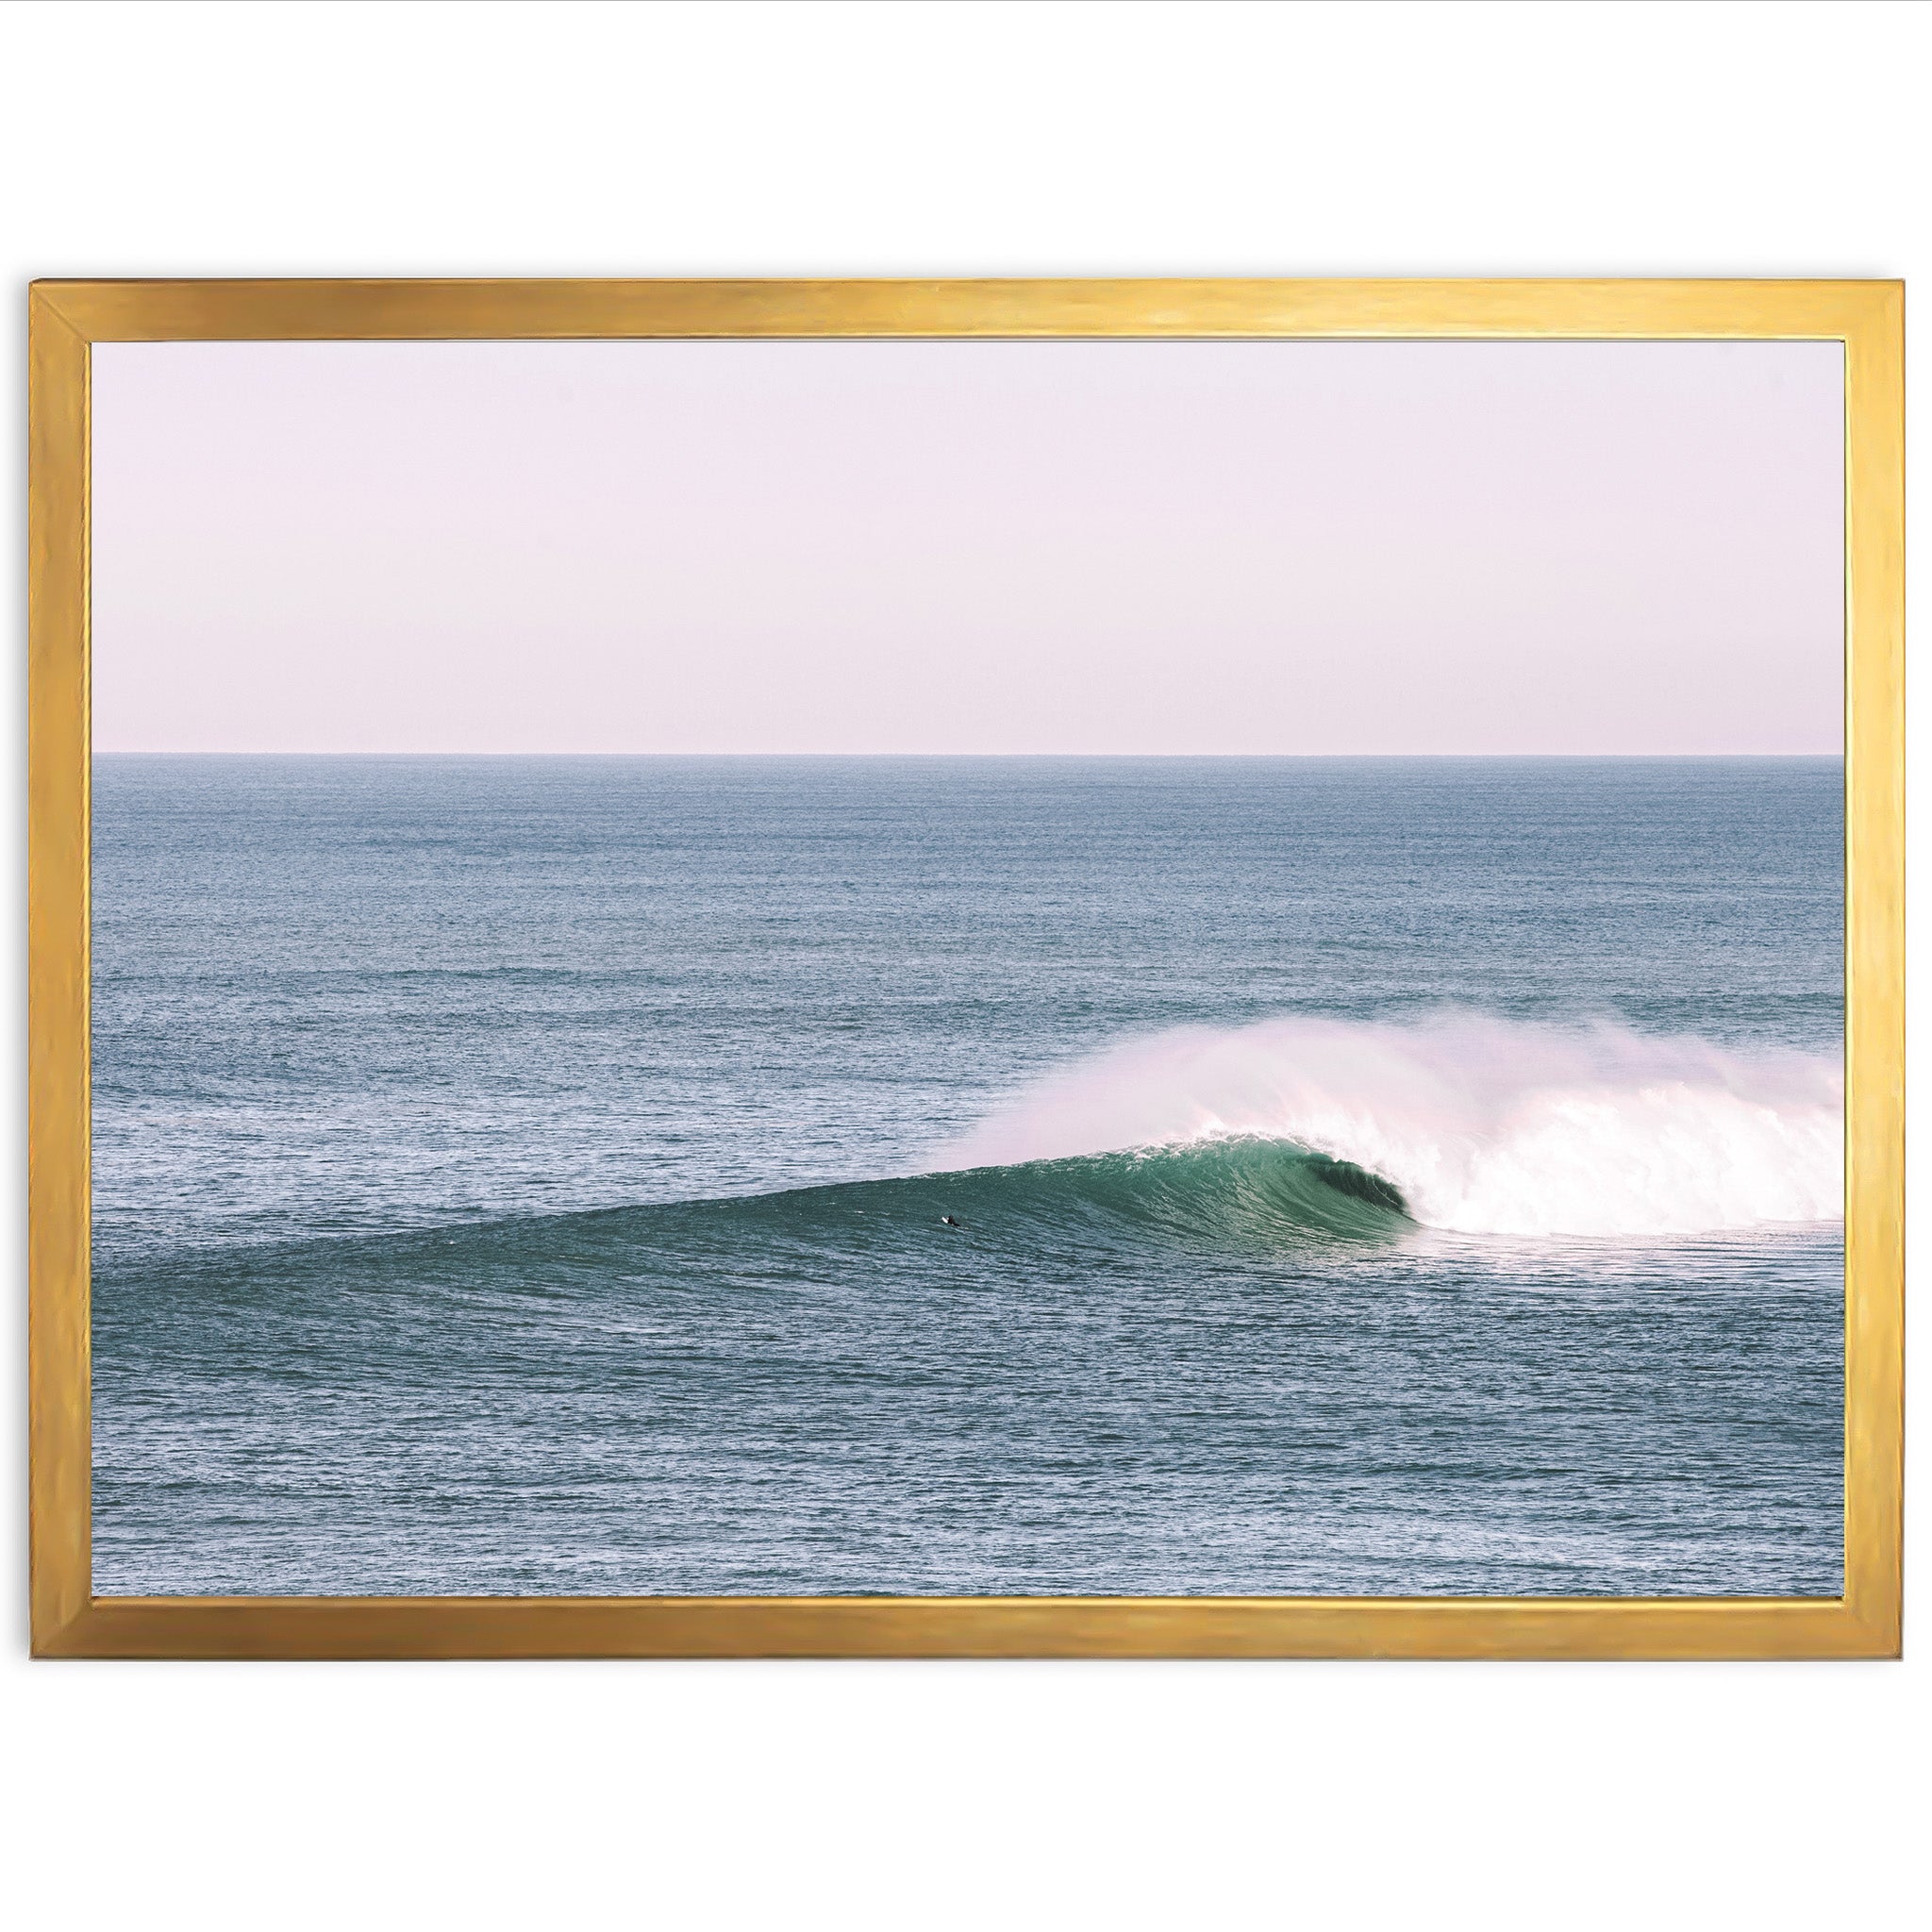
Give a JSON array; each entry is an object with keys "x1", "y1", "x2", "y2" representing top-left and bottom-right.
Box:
[{"x1": 937, "y1": 1013, "x2": 1842, "y2": 1238}]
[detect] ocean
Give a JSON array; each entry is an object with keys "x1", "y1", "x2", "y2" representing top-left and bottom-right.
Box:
[{"x1": 91, "y1": 756, "x2": 1845, "y2": 1597}]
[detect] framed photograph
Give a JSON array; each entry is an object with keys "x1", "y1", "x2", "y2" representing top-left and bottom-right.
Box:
[{"x1": 28, "y1": 278, "x2": 1901, "y2": 1658}]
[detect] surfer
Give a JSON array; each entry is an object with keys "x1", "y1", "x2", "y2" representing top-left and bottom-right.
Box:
[{"x1": 940, "y1": 1214, "x2": 961, "y2": 1227}]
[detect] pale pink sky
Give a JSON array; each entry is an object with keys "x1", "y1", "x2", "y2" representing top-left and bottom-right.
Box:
[{"x1": 91, "y1": 339, "x2": 1844, "y2": 755}]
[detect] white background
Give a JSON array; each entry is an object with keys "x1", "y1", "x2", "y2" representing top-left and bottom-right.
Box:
[{"x1": 1, "y1": 4, "x2": 1924, "y2": 1925}]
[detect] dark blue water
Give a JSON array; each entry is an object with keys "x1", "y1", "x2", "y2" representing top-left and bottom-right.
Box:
[{"x1": 91, "y1": 757, "x2": 1844, "y2": 1595}]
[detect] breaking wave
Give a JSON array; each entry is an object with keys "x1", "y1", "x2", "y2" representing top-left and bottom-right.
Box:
[{"x1": 936, "y1": 1013, "x2": 1842, "y2": 1238}]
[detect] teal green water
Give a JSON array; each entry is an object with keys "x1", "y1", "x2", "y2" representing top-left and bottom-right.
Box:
[{"x1": 92, "y1": 756, "x2": 1843, "y2": 1595}]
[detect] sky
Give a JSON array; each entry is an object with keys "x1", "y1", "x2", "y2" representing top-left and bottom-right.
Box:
[{"x1": 91, "y1": 338, "x2": 1845, "y2": 755}]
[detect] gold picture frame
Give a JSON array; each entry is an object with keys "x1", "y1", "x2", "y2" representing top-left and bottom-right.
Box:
[{"x1": 28, "y1": 277, "x2": 1903, "y2": 1659}]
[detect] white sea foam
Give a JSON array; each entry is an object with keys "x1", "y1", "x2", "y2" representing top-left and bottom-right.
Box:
[{"x1": 939, "y1": 1013, "x2": 1843, "y2": 1238}]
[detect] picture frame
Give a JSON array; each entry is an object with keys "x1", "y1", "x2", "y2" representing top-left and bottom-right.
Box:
[{"x1": 27, "y1": 276, "x2": 1903, "y2": 1659}]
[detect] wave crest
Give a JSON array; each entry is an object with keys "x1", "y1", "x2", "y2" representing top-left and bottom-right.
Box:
[{"x1": 938, "y1": 1013, "x2": 1842, "y2": 1238}]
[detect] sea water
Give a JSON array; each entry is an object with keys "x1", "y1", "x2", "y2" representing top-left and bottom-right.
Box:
[{"x1": 91, "y1": 757, "x2": 1844, "y2": 1596}]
